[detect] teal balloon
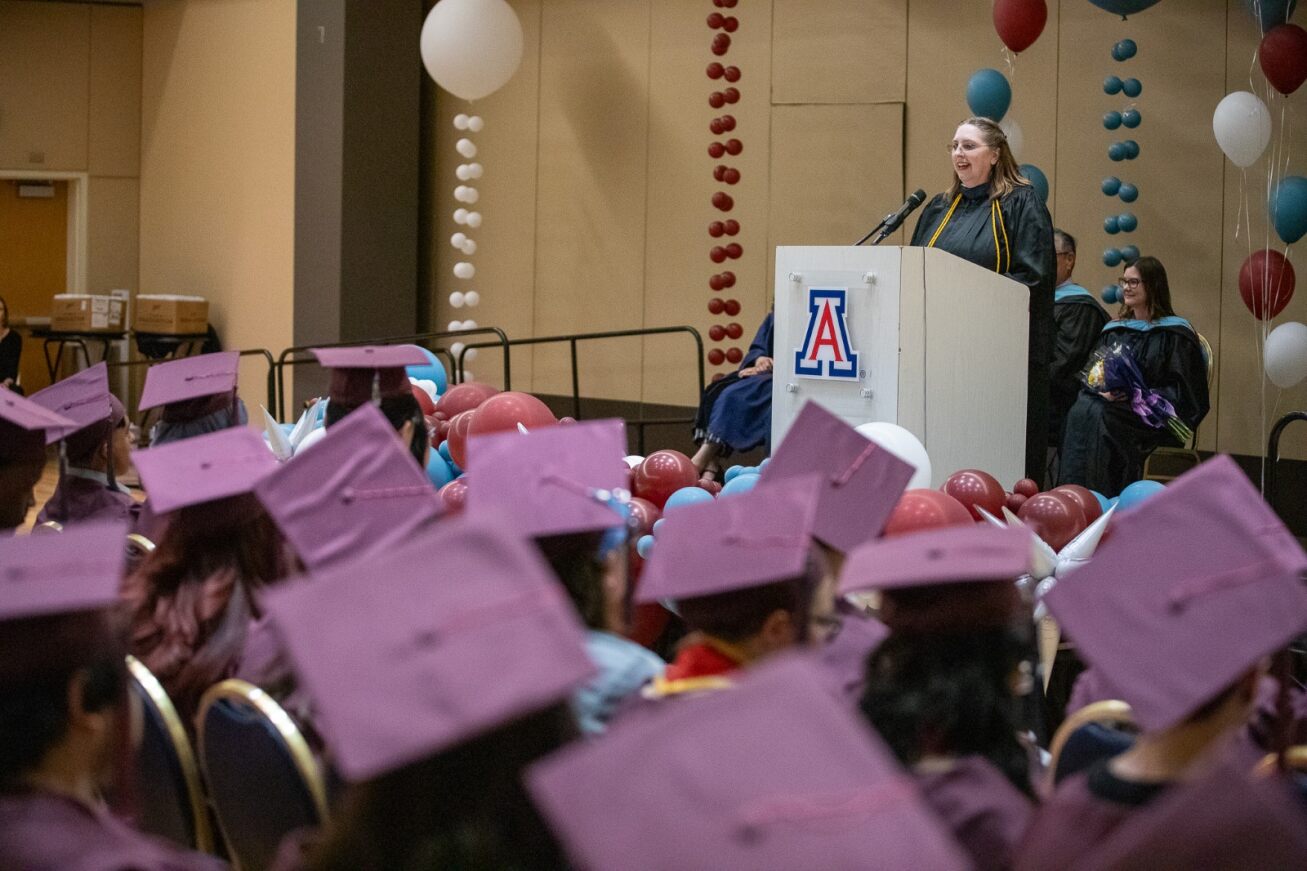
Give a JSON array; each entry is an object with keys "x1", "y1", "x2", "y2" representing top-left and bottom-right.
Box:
[
  {"x1": 1244, "y1": 0, "x2": 1298, "y2": 33},
  {"x1": 1108, "y1": 142, "x2": 1128, "y2": 162},
  {"x1": 759, "y1": 458, "x2": 771, "y2": 468},
  {"x1": 636, "y1": 534, "x2": 655, "y2": 559},
  {"x1": 1122, "y1": 108, "x2": 1142, "y2": 128},
  {"x1": 1114, "y1": 38, "x2": 1138, "y2": 60},
  {"x1": 1270, "y1": 176, "x2": 1307, "y2": 245},
  {"x1": 724, "y1": 464, "x2": 744, "y2": 483},
  {"x1": 1122, "y1": 140, "x2": 1140, "y2": 159},
  {"x1": 1101, "y1": 285, "x2": 1121, "y2": 304},
  {"x1": 406, "y1": 347, "x2": 448, "y2": 396},
  {"x1": 720, "y1": 473, "x2": 760, "y2": 497},
  {"x1": 652, "y1": 518, "x2": 665, "y2": 535},
  {"x1": 438, "y1": 440, "x2": 462, "y2": 475},
  {"x1": 1104, "y1": 111, "x2": 1123, "y2": 130},
  {"x1": 1122, "y1": 78, "x2": 1142, "y2": 98},
  {"x1": 1091, "y1": 490, "x2": 1111, "y2": 511},
  {"x1": 426, "y1": 452, "x2": 454, "y2": 488},
  {"x1": 664, "y1": 485, "x2": 714, "y2": 513},
  {"x1": 1118, "y1": 213, "x2": 1138, "y2": 232},
  {"x1": 966, "y1": 68, "x2": 1012, "y2": 122},
  {"x1": 1104, "y1": 215, "x2": 1121, "y2": 234},
  {"x1": 1121, "y1": 244, "x2": 1141, "y2": 263},
  {"x1": 1089, "y1": 1, "x2": 1163, "y2": 17},
  {"x1": 1117, "y1": 478, "x2": 1164, "y2": 510},
  {"x1": 1118, "y1": 183, "x2": 1139, "y2": 202},
  {"x1": 1021, "y1": 164, "x2": 1049, "y2": 203},
  {"x1": 1102, "y1": 176, "x2": 1122, "y2": 196},
  {"x1": 1104, "y1": 248, "x2": 1124, "y2": 267},
  {"x1": 1104, "y1": 75, "x2": 1124, "y2": 95}
]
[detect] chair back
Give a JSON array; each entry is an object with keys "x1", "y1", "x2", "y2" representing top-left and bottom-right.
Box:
[
  {"x1": 1047, "y1": 699, "x2": 1137, "y2": 788},
  {"x1": 197, "y1": 679, "x2": 329, "y2": 870},
  {"x1": 31, "y1": 520, "x2": 63, "y2": 535},
  {"x1": 125, "y1": 532, "x2": 156, "y2": 574},
  {"x1": 126, "y1": 656, "x2": 215, "y2": 853},
  {"x1": 1197, "y1": 331, "x2": 1215, "y2": 389}
]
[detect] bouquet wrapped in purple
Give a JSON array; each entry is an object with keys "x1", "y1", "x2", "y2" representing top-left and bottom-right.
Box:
[{"x1": 1083, "y1": 343, "x2": 1193, "y2": 445}]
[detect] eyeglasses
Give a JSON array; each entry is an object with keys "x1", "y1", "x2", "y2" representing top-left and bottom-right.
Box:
[
  {"x1": 1119, "y1": 278, "x2": 1143, "y2": 288},
  {"x1": 948, "y1": 141, "x2": 988, "y2": 154}
]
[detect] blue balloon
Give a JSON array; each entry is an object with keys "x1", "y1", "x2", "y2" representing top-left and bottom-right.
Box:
[
  {"x1": 1104, "y1": 216, "x2": 1121, "y2": 235},
  {"x1": 652, "y1": 518, "x2": 665, "y2": 535},
  {"x1": 426, "y1": 452, "x2": 455, "y2": 488},
  {"x1": 1270, "y1": 176, "x2": 1307, "y2": 245},
  {"x1": 664, "y1": 486, "x2": 714, "y2": 513},
  {"x1": 1117, "y1": 479, "x2": 1165, "y2": 511},
  {"x1": 1102, "y1": 176, "x2": 1122, "y2": 196},
  {"x1": 1021, "y1": 164, "x2": 1049, "y2": 204},
  {"x1": 1117, "y1": 213, "x2": 1138, "y2": 232},
  {"x1": 1114, "y1": 38, "x2": 1138, "y2": 60},
  {"x1": 1104, "y1": 248, "x2": 1124, "y2": 267},
  {"x1": 1101, "y1": 285, "x2": 1121, "y2": 304},
  {"x1": 966, "y1": 68, "x2": 1012, "y2": 122},
  {"x1": 724, "y1": 464, "x2": 744, "y2": 483},
  {"x1": 1122, "y1": 78, "x2": 1142, "y2": 98},
  {"x1": 1108, "y1": 142, "x2": 1128, "y2": 162},
  {"x1": 438, "y1": 440, "x2": 462, "y2": 475},
  {"x1": 1089, "y1": 0, "x2": 1163, "y2": 17},
  {"x1": 1104, "y1": 75, "x2": 1124, "y2": 95},
  {"x1": 1121, "y1": 108, "x2": 1142, "y2": 128},
  {"x1": 1244, "y1": 0, "x2": 1298, "y2": 33},
  {"x1": 759, "y1": 458, "x2": 771, "y2": 468},
  {"x1": 1122, "y1": 140, "x2": 1140, "y2": 159},
  {"x1": 1121, "y1": 244, "x2": 1140, "y2": 263},
  {"x1": 636, "y1": 534, "x2": 655, "y2": 559},
  {"x1": 406, "y1": 347, "x2": 448, "y2": 396},
  {"x1": 1091, "y1": 490, "x2": 1112, "y2": 512},
  {"x1": 720, "y1": 473, "x2": 760, "y2": 497},
  {"x1": 1103, "y1": 111, "x2": 1123, "y2": 130},
  {"x1": 1118, "y1": 182, "x2": 1139, "y2": 203}
]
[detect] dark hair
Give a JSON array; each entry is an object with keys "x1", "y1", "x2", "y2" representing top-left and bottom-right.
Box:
[
  {"x1": 676, "y1": 576, "x2": 814, "y2": 644},
  {"x1": 535, "y1": 531, "x2": 607, "y2": 630},
  {"x1": 309, "y1": 702, "x2": 577, "y2": 871},
  {"x1": 326, "y1": 394, "x2": 428, "y2": 468},
  {"x1": 1119, "y1": 255, "x2": 1176, "y2": 322},
  {"x1": 0, "y1": 294, "x2": 9, "y2": 330},
  {"x1": 1053, "y1": 229, "x2": 1076, "y2": 255},
  {"x1": 859, "y1": 626, "x2": 1034, "y2": 798}
]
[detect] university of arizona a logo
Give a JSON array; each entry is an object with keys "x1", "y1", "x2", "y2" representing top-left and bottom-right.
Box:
[{"x1": 794, "y1": 287, "x2": 859, "y2": 379}]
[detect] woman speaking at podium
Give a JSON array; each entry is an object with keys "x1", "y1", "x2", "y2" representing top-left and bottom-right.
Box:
[{"x1": 910, "y1": 117, "x2": 1055, "y2": 482}]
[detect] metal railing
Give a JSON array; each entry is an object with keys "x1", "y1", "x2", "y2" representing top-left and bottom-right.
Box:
[
  {"x1": 1267, "y1": 411, "x2": 1307, "y2": 514},
  {"x1": 108, "y1": 348, "x2": 278, "y2": 424}
]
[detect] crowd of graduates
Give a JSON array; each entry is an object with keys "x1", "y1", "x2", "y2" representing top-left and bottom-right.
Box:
[{"x1": 0, "y1": 346, "x2": 1304, "y2": 870}]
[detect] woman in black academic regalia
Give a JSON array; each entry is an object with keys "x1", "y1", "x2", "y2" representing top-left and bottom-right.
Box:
[{"x1": 910, "y1": 117, "x2": 1056, "y2": 482}]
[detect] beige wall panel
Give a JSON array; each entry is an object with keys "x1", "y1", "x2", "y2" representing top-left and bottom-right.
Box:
[
  {"x1": 531, "y1": 0, "x2": 650, "y2": 401},
  {"x1": 772, "y1": 0, "x2": 907, "y2": 105},
  {"x1": 642, "y1": 0, "x2": 771, "y2": 407},
  {"x1": 87, "y1": 176, "x2": 139, "y2": 294},
  {"x1": 1217, "y1": 1, "x2": 1307, "y2": 460},
  {"x1": 0, "y1": 1, "x2": 90, "y2": 171},
  {"x1": 431, "y1": 0, "x2": 541, "y2": 392},
  {"x1": 89, "y1": 4, "x2": 143, "y2": 178},
  {"x1": 140, "y1": 0, "x2": 296, "y2": 411}
]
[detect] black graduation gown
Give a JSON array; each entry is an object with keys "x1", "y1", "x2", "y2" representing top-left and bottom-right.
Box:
[
  {"x1": 910, "y1": 183, "x2": 1055, "y2": 481},
  {"x1": 1057, "y1": 318, "x2": 1209, "y2": 497},
  {"x1": 1050, "y1": 285, "x2": 1110, "y2": 446}
]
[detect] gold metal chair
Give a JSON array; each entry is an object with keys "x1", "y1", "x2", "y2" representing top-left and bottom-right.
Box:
[
  {"x1": 1254, "y1": 746, "x2": 1307, "y2": 778},
  {"x1": 125, "y1": 656, "x2": 215, "y2": 853},
  {"x1": 1143, "y1": 332, "x2": 1214, "y2": 483},
  {"x1": 125, "y1": 532, "x2": 156, "y2": 573},
  {"x1": 31, "y1": 520, "x2": 63, "y2": 535},
  {"x1": 1047, "y1": 699, "x2": 1137, "y2": 790},
  {"x1": 197, "y1": 680, "x2": 330, "y2": 870}
]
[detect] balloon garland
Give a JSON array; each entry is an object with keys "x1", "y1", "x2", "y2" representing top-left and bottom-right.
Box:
[
  {"x1": 1099, "y1": 37, "x2": 1144, "y2": 300},
  {"x1": 706, "y1": 0, "x2": 743, "y2": 378}
]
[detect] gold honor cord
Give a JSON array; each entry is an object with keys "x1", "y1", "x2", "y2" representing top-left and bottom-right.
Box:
[{"x1": 925, "y1": 194, "x2": 962, "y2": 248}]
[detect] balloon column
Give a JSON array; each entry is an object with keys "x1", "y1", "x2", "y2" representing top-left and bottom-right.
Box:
[
  {"x1": 985, "y1": 4, "x2": 1053, "y2": 205},
  {"x1": 421, "y1": 0, "x2": 526, "y2": 383},
  {"x1": 1100, "y1": 32, "x2": 1146, "y2": 294},
  {"x1": 706, "y1": 0, "x2": 746, "y2": 378}
]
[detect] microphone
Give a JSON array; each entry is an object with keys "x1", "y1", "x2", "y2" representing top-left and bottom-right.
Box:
[{"x1": 854, "y1": 189, "x2": 927, "y2": 246}]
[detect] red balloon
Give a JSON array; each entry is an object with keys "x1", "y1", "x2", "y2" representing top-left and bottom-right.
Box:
[
  {"x1": 725, "y1": 348, "x2": 743, "y2": 364},
  {"x1": 720, "y1": 270, "x2": 736, "y2": 287},
  {"x1": 711, "y1": 34, "x2": 731, "y2": 55},
  {"x1": 942, "y1": 469, "x2": 1006, "y2": 521},
  {"x1": 723, "y1": 168, "x2": 741, "y2": 185},
  {"x1": 466, "y1": 391, "x2": 558, "y2": 444},
  {"x1": 627, "y1": 496, "x2": 661, "y2": 537},
  {"x1": 993, "y1": 0, "x2": 1048, "y2": 54},
  {"x1": 1013, "y1": 478, "x2": 1040, "y2": 498},
  {"x1": 439, "y1": 477, "x2": 468, "y2": 512},
  {"x1": 712, "y1": 192, "x2": 735, "y2": 211},
  {"x1": 1018, "y1": 493, "x2": 1085, "y2": 552},
  {"x1": 708, "y1": 91, "x2": 726, "y2": 109},
  {"x1": 708, "y1": 142, "x2": 726, "y2": 159},
  {"x1": 445, "y1": 409, "x2": 476, "y2": 469},
  {"x1": 708, "y1": 349, "x2": 726, "y2": 366},
  {"x1": 709, "y1": 273, "x2": 725, "y2": 291},
  {"x1": 706, "y1": 62, "x2": 725, "y2": 79},
  {"x1": 1261, "y1": 24, "x2": 1307, "y2": 96},
  {"x1": 710, "y1": 246, "x2": 727, "y2": 263},
  {"x1": 723, "y1": 87, "x2": 740, "y2": 104},
  {"x1": 1005, "y1": 491, "x2": 1028, "y2": 513},
  {"x1": 708, "y1": 298, "x2": 725, "y2": 315},
  {"x1": 708, "y1": 220, "x2": 725, "y2": 237},
  {"x1": 1051, "y1": 484, "x2": 1102, "y2": 525},
  {"x1": 699, "y1": 479, "x2": 723, "y2": 496},
  {"x1": 424, "y1": 414, "x2": 443, "y2": 448},
  {"x1": 723, "y1": 219, "x2": 740, "y2": 235},
  {"x1": 723, "y1": 66, "x2": 741, "y2": 83},
  {"x1": 725, "y1": 242, "x2": 743, "y2": 258},
  {"x1": 722, "y1": 16, "x2": 738, "y2": 32},
  {"x1": 1240, "y1": 249, "x2": 1296, "y2": 320},
  {"x1": 633, "y1": 450, "x2": 699, "y2": 509},
  {"x1": 725, "y1": 138, "x2": 743, "y2": 156},
  {"x1": 709, "y1": 325, "x2": 726, "y2": 341},
  {"x1": 435, "y1": 382, "x2": 498, "y2": 418},
  {"x1": 883, "y1": 489, "x2": 974, "y2": 537},
  {"x1": 723, "y1": 299, "x2": 741, "y2": 316},
  {"x1": 725, "y1": 322, "x2": 743, "y2": 339},
  {"x1": 707, "y1": 11, "x2": 725, "y2": 28},
  {"x1": 719, "y1": 115, "x2": 737, "y2": 132},
  {"x1": 711, "y1": 373, "x2": 726, "y2": 383},
  {"x1": 411, "y1": 384, "x2": 436, "y2": 416}
]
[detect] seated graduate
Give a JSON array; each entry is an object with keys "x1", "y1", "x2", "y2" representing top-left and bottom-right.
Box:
[
  {"x1": 30, "y1": 363, "x2": 138, "y2": 527},
  {"x1": 0, "y1": 524, "x2": 225, "y2": 870},
  {"x1": 124, "y1": 426, "x2": 288, "y2": 725},
  {"x1": 1016, "y1": 455, "x2": 1307, "y2": 871},
  {"x1": 1057, "y1": 256, "x2": 1209, "y2": 497},
  {"x1": 140, "y1": 351, "x2": 247, "y2": 447},
  {"x1": 528, "y1": 655, "x2": 972, "y2": 870},
  {"x1": 690, "y1": 308, "x2": 773, "y2": 480},
  {"x1": 633, "y1": 475, "x2": 839, "y2": 701},
  {"x1": 841, "y1": 525, "x2": 1038, "y2": 871},
  {"x1": 261, "y1": 513, "x2": 591, "y2": 871},
  {"x1": 310, "y1": 346, "x2": 431, "y2": 468},
  {"x1": 1048, "y1": 230, "x2": 1108, "y2": 455},
  {"x1": 467, "y1": 418, "x2": 665, "y2": 736},
  {"x1": 0, "y1": 391, "x2": 74, "y2": 534}
]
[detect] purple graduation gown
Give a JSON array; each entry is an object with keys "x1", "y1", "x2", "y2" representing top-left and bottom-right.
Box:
[
  {"x1": 0, "y1": 789, "x2": 226, "y2": 871},
  {"x1": 36, "y1": 471, "x2": 139, "y2": 527},
  {"x1": 915, "y1": 755, "x2": 1034, "y2": 871}
]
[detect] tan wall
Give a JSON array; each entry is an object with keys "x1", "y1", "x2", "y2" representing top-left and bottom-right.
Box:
[
  {"x1": 430, "y1": 0, "x2": 1307, "y2": 460},
  {"x1": 139, "y1": 0, "x2": 296, "y2": 412}
]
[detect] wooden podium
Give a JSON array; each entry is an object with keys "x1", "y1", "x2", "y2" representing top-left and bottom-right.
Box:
[{"x1": 772, "y1": 246, "x2": 1029, "y2": 488}]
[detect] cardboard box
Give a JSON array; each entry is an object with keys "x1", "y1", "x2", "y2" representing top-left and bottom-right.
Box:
[
  {"x1": 134, "y1": 295, "x2": 209, "y2": 335},
  {"x1": 50, "y1": 294, "x2": 125, "y2": 333}
]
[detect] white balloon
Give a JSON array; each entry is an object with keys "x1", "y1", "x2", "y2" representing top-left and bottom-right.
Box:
[
  {"x1": 456, "y1": 137, "x2": 478, "y2": 158},
  {"x1": 1265, "y1": 322, "x2": 1307, "y2": 388},
  {"x1": 449, "y1": 291, "x2": 466, "y2": 308},
  {"x1": 1000, "y1": 118, "x2": 1024, "y2": 160},
  {"x1": 420, "y1": 0, "x2": 524, "y2": 101},
  {"x1": 448, "y1": 320, "x2": 463, "y2": 332},
  {"x1": 451, "y1": 341, "x2": 466, "y2": 355},
  {"x1": 624, "y1": 455, "x2": 644, "y2": 468},
  {"x1": 465, "y1": 211, "x2": 482, "y2": 228},
  {"x1": 464, "y1": 290, "x2": 481, "y2": 307},
  {"x1": 295, "y1": 425, "x2": 328, "y2": 455},
  {"x1": 461, "y1": 319, "x2": 478, "y2": 330},
  {"x1": 1213, "y1": 91, "x2": 1271, "y2": 168},
  {"x1": 463, "y1": 371, "x2": 475, "y2": 382},
  {"x1": 464, "y1": 347, "x2": 479, "y2": 362},
  {"x1": 455, "y1": 164, "x2": 474, "y2": 181},
  {"x1": 461, "y1": 239, "x2": 478, "y2": 255},
  {"x1": 453, "y1": 208, "x2": 469, "y2": 224},
  {"x1": 467, "y1": 115, "x2": 484, "y2": 132},
  {"x1": 450, "y1": 232, "x2": 467, "y2": 248},
  {"x1": 453, "y1": 113, "x2": 470, "y2": 130},
  {"x1": 854, "y1": 421, "x2": 932, "y2": 489},
  {"x1": 453, "y1": 185, "x2": 472, "y2": 203},
  {"x1": 466, "y1": 162, "x2": 484, "y2": 179},
  {"x1": 453, "y1": 262, "x2": 475, "y2": 279}
]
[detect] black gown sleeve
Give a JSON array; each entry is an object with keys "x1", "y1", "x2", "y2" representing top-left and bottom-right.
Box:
[
  {"x1": 1138, "y1": 329, "x2": 1211, "y2": 435},
  {"x1": 909, "y1": 194, "x2": 952, "y2": 247}
]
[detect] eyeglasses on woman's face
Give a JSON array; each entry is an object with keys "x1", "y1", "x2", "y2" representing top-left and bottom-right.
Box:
[{"x1": 1119, "y1": 277, "x2": 1143, "y2": 288}]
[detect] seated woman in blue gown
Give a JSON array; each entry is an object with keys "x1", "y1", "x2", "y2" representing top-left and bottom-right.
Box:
[{"x1": 690, "y1": 311, "x2": 773, "y2": 479}]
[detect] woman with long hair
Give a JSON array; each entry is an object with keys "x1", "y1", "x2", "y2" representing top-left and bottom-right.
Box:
[{"x1": 0, "y1": 295, "x2": 22, "y2": 394}]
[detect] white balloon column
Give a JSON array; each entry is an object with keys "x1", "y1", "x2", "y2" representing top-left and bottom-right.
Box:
[{"x1": 419, "y1": 0, "x2": 524, "y2": 382}]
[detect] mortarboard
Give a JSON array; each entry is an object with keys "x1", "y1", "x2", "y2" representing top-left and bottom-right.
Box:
[
  {"x1": 138, "y1": 351, "x2": 240, "y2": 412},
  {"x1": 132, "y1": 426, "x2": 277, "y2": 514},
  {"x1": 28, "y1": 363, "x2": 124, "y2": 456},
  {"x1": 0, "y1": 390, "x2": 76, "y2": 460},
  {"x1": 0, "y1": 521, "x2": 128, "y2": 620},
  {"x1": 310, "y1": 345, "x2": 429, "y2": 409}
]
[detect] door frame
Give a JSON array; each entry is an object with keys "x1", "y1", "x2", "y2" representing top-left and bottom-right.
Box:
[{"x1": 0, "y1": 170, "x2": 88, "y2": 294}]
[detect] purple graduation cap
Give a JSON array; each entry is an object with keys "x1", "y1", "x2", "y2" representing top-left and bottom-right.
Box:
[
  {"x1": 1044, "y1": 455, "x2": 1307, "y2": 733},
  {"x1": 466, "y1": 418, "x2": 628, "y2": 538},
  {"x1": 138, "y1": 351, "x2": 240, "y2": 411},
  {"x1": 527, "y1": 655, "x2": 971, "y2": 871},
  {"x1": 29, "y1": 362, "x2": 124, "y2": 456},
  {"x1": 254, "y1": 403, "x2": 444, "y2": 571},
  {"x1": 0, "y1": 389, "x2": 77, "y2": 459},
  {"x1": 0, "y1": 522, "x2": 128, "y2": 620},
  {"x1": 131, "y1": 426, "x2": 277, "y2": 514},
  {"x1": 760, "y1": 401, "x2": 915, "y2": 553},
  {"x1": 261, "y1": 513, "x2": 594, "y2": 782},
  {"x1": 635, "y1": 474, "x2": 821, "y2": 605},
  {"x1": 310, "y1": 345, "x2": 428, "y2": 410}
]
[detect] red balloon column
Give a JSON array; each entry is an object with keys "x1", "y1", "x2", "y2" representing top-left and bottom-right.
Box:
[{"x1": 706, "y1": 0, "x2": 743, "y2": 381}]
